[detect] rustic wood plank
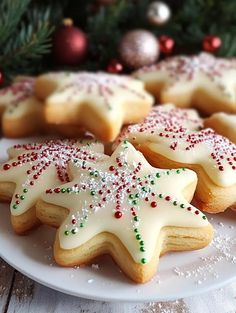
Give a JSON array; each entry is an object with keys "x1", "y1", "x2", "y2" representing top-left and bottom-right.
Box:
[
  {"x1": 0, "y1": 259, "x2": 15, "y2": 313},
  {"x1": 7, "y1": 274, "x2": 140, "y2": 313}
]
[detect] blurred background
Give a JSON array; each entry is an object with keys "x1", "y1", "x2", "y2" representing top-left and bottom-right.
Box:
[{"x1": 0, "y1": 0, "x2": 235, "y2": 83}]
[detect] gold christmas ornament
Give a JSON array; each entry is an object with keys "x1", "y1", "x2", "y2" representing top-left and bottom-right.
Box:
[
  {"x1": 119, "y1": 30, "x2": 159, "y2": 69},
  {"x1": 147, "y1": 1, "x2": 171, "y2": 26}
]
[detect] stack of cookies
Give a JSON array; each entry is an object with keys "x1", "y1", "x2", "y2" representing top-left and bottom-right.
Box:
[{"x1": 0, "y1": 52, "x2": 236, "y2": 284}]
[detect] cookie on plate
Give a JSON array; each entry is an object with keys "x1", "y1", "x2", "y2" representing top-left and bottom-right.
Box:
[
  {"x1": 0, "y1": 77, "x2": 45, "y2": 137},
  {"x1": 35, "y1": 72, "x2": 154, "y2": 141},
  {"x1": 115, "y1": 104, "x2": 236, "y2": 213},
  {"x1": 36, "y1": 141, "x2": 213, "y2": 284},
  {"x1": 204, "y1": 112, "x2": 236, "y2": 144},
  {"x1": 133, "y1": 53, "x2": 236, "y2": 115},
  {"x1": 0, "y1": 139, "x2": 105, "y2": 234}
]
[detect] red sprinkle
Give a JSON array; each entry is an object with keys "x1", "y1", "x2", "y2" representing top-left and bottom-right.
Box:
[
  {"x1": 3, "y1": 164, "x2": 11, "y2": 170},
  {"x1": 114, "y1": 211, "x2": 122, "y2": 219}
]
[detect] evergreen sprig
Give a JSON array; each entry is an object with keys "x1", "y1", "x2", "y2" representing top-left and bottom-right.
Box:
[{"x1": 0, "y1": 0, "x2": 57, "y2": 81}]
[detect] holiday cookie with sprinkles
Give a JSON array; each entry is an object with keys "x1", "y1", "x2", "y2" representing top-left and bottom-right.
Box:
[
  {"x1": 34, "y1": 72, "x2": 154, "y2": 141},
  {"x1": 0, "y1": 77, "x2": 44, "y2": 137},
  {"x1": 133, "y1": 53, "x2": 236, "y2": 115},
  {"x1": 0, "y1": 139, "x2": 105, "y2": 234},
  {"x1": 36, "y1": 141, "x2": 213, "y2": 283},
  {"x1": 115, "y1": 104, "x2": 236, "y2": 213}
]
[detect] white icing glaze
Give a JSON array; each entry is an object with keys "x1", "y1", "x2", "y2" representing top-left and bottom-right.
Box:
[
  {"x1": 0, "y1": 78, "x2": 41, "y2": 118},
  {"x1": 116, "y1": 105, "x2": 236, "y2": 187},
  {"x1": 42, "y1": 142, "x2": 209, "y2": 265},
  {"x1": 39, "y1": 71, "x2": 154, "y2": 120},
  {"x1": 134, "y1": 53, "x2": 236, "y2": 104},
  {"x1": 0, "y1": 139, "x2": 105, "y2": 216}
]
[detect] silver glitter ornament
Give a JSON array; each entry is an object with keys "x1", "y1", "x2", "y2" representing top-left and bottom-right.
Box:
[
  {"x1": 147, "y1": 1, "x2": 171, "y2": 26},
  {"x1": 119, "y1": 30, "x2": 159, "y2": 69}
]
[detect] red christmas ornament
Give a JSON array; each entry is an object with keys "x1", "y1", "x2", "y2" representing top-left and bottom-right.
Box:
[
  {"x1": 107, "y1": 59, "x2": 123, "y2": 73},
  {"x1": 0, "y1": 71, "x2": 4, "y2": 85},
  {"x1": 53, "y1": 18, "x2": 88, "y2": 66},
  {"x1": 202, "y1": 35, "x2": 222, "y2": 53},
  {"x1": 159, "y1": 35, "x2": 175, "y2": 55}
]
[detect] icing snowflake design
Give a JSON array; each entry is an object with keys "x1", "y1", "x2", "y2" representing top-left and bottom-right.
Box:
[
  {"x1": 42, "y1": 141, "x2": 208, "y2": 265},
  {"x1": 117, "y1": 104, "x2": 203, "y2": 140},
  {"x1": 0, "y1": 78, "x2": 35, "y2": 109},
  {"x1": 137, "y1": 53, "x2": 236, "y2": 80},
  {"x1": 47, "y1": 72, "x2": 149, "y2": 110},
  {"x1": 117, "y1": 105, "x2": 236, "y2": 187},
  {"x1": 135, "y1": 53, "x2": 236, "y2": 99},
  {"x1": 0, "y1": 139, "x2": 104, "y2": 215}
]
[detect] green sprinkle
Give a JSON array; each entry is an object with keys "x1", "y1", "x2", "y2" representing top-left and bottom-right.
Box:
[
  {"x1": 94, "y1": 171, "x2": 99, "y2": 177},
  {"x1": 180, "y1": 204, "x2": 185, "y2": 208},
  {"x1": 80, "y1": 223, "x2": 84, "y2": 228},
  {"x1": 123, "y1": 139, "x2": 128, "y2": 144},
  {"x1": 150, "y1": 180, "x2": 155, "y2": 185},
  {"x1": 129, "y1": 194, "x2": 134, "y2": 199},
  {"x1": 202, "y1": 216, "x2": 207, "y2": 220},
  {"x1": 156, "y1": 173, "x2": 161, "y2": 178},
  {"x1": 136, "y1": 234, "x2": 141, "y2": 240},
  {"x1": 135, "y1": 193, "x2": 139, "y2": 198},
  {"x1": 159, "y1": 194, "x2": 163, "y2": 198},
  {"x1": 64, "y1": 230, "x2": 69, "y2": 236},
  {"x1": 61, "y1": 188, "x2": 66, "y2": 193},
  {"x1": 134, "y1": 216, "x2": 139, "y2": 222},
  {"x1": 90, "y1": 171, "x2": 94, "y2": 176},
  {"x1": 140, "y1": 247, "x2": 146, "y2": 252},
  {"x1": 23, "y1": 188, "x2": 28, "y2": 193},
  {"x1": 182, "y1": 168, "x2": 186, "y2": 171},
  {"x1": 176, "y1": 169, "x2": 181, "y2": 174},
  {"x1": 20, "y1": 195, "x2": 25, "y2": 200},
  {"x1": 134, "y1": 228, "x2": 138, "y2": 233},
  {"x1": 90, "y1": 190, "x2": 96, "y2": 196},
  {"x1": 140, "y1": 240, "x2": 144, "y2": 246},
  {"x1": 141, "y1": 258, "x2": 147, "y2": 264},
  {"x1": 142, "y1": 187, "x2": 147, "y2": 192},
  {"x1": 102, "y1": 178, "x2": 106, "y2": 182},
  {"x1": 173, "y1": 201, "x2": 178, "y2": 206},
  {"x1": 71, "y1": 228, "x2": 77, "y2": 234},
  {"x1": 132, "y1": 199, "x2": 138, "y2": 205},
  {"x1": 166, "y1": 171, "x2": 170, "y2": 175},
  {"x1": 74, "y1": 159, "x2": 78, "y2": 163},
  {"x1": 67, "y1": 187, "x2": 72, "y2": 193},
  {"x1": 84, "y1": 215, "x2": 88, "y2": 220},
  {"x1": 12, "y1": 204, "x2": 17, "y2": 209}
]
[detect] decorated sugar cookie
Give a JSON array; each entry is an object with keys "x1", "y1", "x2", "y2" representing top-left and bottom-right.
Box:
[
  {"x1": 204, "y1": 112, "x2": 236, "y2": 144},
  {"x1": 134, "y1": 53, "x2": 236, "y2": 115},
  {"x1": 36, "y1": 141, "x2": 213, "y2": 283},
  {"x1": 0, "y1": 77, "x2": 44, "y2": 137},
  {"x1": 0, "y1": 139, "x2": 105, "y2": 234},
  {"x1": 35, "y1": 72, "x2": 154, "y2": 141},
  {"x1": 115, "y1": 104, "x2": 236, "y2": 213}
]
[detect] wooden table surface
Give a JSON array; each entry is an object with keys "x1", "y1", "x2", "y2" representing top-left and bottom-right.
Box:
[{"x1": 1, "y1": 257, "x2": 236, "y2": 313}]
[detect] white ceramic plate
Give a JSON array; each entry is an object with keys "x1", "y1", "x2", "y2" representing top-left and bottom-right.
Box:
[{"x1": 0, "y1": 138, "x2": 236, "y2": 302}]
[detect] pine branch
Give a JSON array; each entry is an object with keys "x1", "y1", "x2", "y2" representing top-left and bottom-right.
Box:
[
  {"x1": 1, "y1": 20, "x2": 53, "y2": 70},
  {"x1": 0, "y1": 0, "x2": 31, "y2": 47}
]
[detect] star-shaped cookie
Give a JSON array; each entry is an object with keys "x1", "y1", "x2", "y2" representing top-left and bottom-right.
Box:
[
  {"x1": 0, "y1": 77, "x2": 45, "y2": 137},
  {"x1": 204, "y1": 112, "x2": 236, "y2": 144},
  {"x1": 0, "y1": 139, "x2": 105, "y2": 234},
  {"x1": 36, "y1": 141, "x2": 213, "y2": 283},
  {"x1": 134, "y1": 53, "x2": 236, "y2": 115},
  {"x1": 115, "y1": 104, "x2": 236, "y2": 213},
  {"x1": 35, "y1": 72, "x2": 154, "y2": 141}
]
